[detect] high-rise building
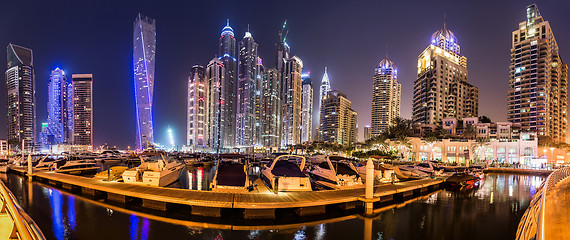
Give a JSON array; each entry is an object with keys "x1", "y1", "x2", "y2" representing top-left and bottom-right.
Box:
[
  {"x1": 364, "y1": 125, "x2": 371, "y2": 141},
  {"x1": 219, "y1": 19, "x2": 237, "y2": 149},
  {"x1": 235, "y1": 29, "x2": 259, "y2": 147},
  {"x1": 275, "y1": 20, "x2": 290, "y2": 75},
  {"x1": 254, "y1": 57, "x2": 265, "y2": 146},
  {"x1": 412, "y1": 22, "x2": 478, "y2": 125},
  {"x1": 133, "y1": 13, "x2": 156, "y2": 150},
  {"x1": 320, "y1": 90, "x2": 357, "y2": 145},
  {"x1": 319, "y1": 67, "x2": 331, "y2": 111},
  {"x1": 40, "y1": 122, "x2": 51, "y2": 151},
  {"x1": 47, "y1": 68, "x2": 72, "y2": 145},
  {"x1": 206, "y1": 57, "x2": 225, "y2": 151},
  {"x1": 281, "y1": 56, "x2": 303, "y2": 146},
  {"x1": 71, "y1": 74, "x2": 93, "y2": 149},
  {"x1": 301, "y1": 74, "x2": 313, "y2": 143},
  {"x1": 6, "y1": 44, "x2": 36, "y2": 152},
  {"x1": 187, "y1": 65, "x2": 208, "y2": 149},
  {"x1": 508, "y1": 4, "x2": 568, "y2": 142},
  {"x1": 260, "y1": 68, "x2": 282, "y2": 147},
  {"x1": 371, "y1": 55, "x2": 401, "y2": 135}
]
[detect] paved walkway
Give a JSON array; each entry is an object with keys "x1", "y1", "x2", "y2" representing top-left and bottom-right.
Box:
[
  {"x1": 0, "y1": 197, "x2": 14, "y2": 239},
  {"x1": 545, "y1": 176, "x2": 570, "y2": 239}
]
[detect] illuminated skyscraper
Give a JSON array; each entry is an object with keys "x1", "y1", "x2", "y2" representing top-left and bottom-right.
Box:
[
  {"x1": 320, "y1": 90, "x2": 357, "y2": 145},
  {"x1": 319, "y1": 67, "x2": 331, "y2": 110},
  {"x1": 133, "y1": 13, "x2": 156, "y2": 150},
  {"x1": 508, "y1": 4, "x2": 567, "y2": 142},
  {"x1": 412, "y1": 22, "x2": 478, "y2": 125},
  {"x1": 47, "y1": 68, "x2": 71, "y2": 144},
  {"x1": 371, "y1": 55, "x2": 401, "y2": 135},
  {"x1": 261, "y1": 68, "x2": 282, "y2": 147},
  {"x1": 187, "y1": 65, "x2": 208, "y2": 149},
  {"x1": 364, "y1": 125, "x2": 371, "y2": 141},
  {"x1": 281, "y1": 56, "x2": 303, "y2": 146},
  {"x1": 71, "y1": 74, "x2": 93, "y2": 149},
  {"x1": 206, "y1": 57, "x2": 225, "y2": 151},
  {"x1": 6, "y1": 44, "x2": 36, "y2": 152},
  {"x1": 235, "y1": 29, "x2": 259, "y2": 147},
  {"x1": 254, "y1": 57, "x2": 265, "y2": 146},
  {"x1": 301, "y1": 75, "x2": 313, "y2": 143},
  {"x1": 219, "y1": 19, "x2": 237, "y2": 149}
]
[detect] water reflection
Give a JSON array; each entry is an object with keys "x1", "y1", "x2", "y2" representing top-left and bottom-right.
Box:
[{"x1": 0, "y1": 173, "x2": 545, "y2": 240}]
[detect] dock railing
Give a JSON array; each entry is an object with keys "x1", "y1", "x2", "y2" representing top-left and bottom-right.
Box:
[
  {"x1": 516, "y1": 167, "x2": 570, "y2": 240},
  {"x1": 0, "y1": 180, "x2": 46, "y2": 240}
]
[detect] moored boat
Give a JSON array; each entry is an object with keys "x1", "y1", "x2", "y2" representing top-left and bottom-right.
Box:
[
  {"x1": 307, "y1": 155, "x2": 363, "y2": 189},
  {"x1": 261, "y1": 155, "x2": 311, "y2": 192},
  {"x1": 56, "y1": 160, "x2": 99, "y2": 175},
  {"x1": 210, "y1": 154, "x2": 250, "y2": 192}
]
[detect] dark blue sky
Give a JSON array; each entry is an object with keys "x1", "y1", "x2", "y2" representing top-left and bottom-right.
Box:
[{"x1": 0, "y1": 0, "x2": 568, "y2": 148}]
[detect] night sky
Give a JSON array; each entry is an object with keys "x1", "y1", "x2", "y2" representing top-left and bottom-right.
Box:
[{"x1": 0, "y1": 0, "x2": 568, "y2": 149}]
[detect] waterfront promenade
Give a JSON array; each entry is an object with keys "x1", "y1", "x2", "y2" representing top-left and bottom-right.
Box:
[{"x1": 544, "y1": 176, "x2": 570, "y2": 239}]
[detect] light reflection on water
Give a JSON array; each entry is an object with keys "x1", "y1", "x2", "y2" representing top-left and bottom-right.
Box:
[{"x1": 0, "y1": 173, "x2": 545, "y2": 240}]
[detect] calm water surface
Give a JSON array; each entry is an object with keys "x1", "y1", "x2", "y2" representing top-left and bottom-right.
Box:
[{"x1": 0, "y1": 173, "x2": 544, "y2": 240}]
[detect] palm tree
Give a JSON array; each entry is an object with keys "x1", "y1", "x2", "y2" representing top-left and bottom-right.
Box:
[
  {"x1": 474, "y1": 137, "x2": 490, "y2": 163},
  {"x1": 395, "y1": 135, "x2": 411, "y2": 161},
  {"x1": 424, "y1": 136, "x2": 438, "y2": 161},
  {"x1": 461, "y1": 124, "x2": 476, "y2": 140},
  {"x1": 388, "y1": 117, "x2": 413, "y2": 138}
]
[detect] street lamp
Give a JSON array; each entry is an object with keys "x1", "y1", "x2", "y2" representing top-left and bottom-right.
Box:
[{"x1": 550, "y1": 147, "x2": 555, "y2": 165}]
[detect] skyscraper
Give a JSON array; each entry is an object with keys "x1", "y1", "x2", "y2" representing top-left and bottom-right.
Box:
[
  {"x1": 281, "y1": 56, "x2": 303, "y2": 146},
  {"x1": 364, "y1": 125, "x2": 371, "y2": 141},
  {"x1": 6, "y1": 44, "x2": 36, "y2": 152},
  {"x1": 301, "y1": 75, "x2": 313, "y2": 143},
  {"x1": 47, "y1": 68, "x2": 71, "y2": 145},
  {"x1": 235, "y1": 29, "x2": 259, "y2": 147},
  {"x1": 133, "y1": 13, "x2": 156, "y2": 150},
  {"x1": 219, "y1": 19, "x2": 237, "y2": 149},
  {"x1": 508, "y1": 4, "x2": 567, "y2": 142},
  {"x1": 319, "y1": 67, "x2": 331, "y2": 110},
  {"x1": 320, "y1": 90, "x2": 357, "y2": 145},
  {"x1": 71, "y1": 74, "x2": 93, "y2": 149},
  {"x1": 254, "y1": 57, "x2": 265, "y2": 146},
  {"x1": 412, "y1": 22, "x2": 478, "y2": 125},
  {"x1": 206, "y1": 57, "x2": 225, "y2": 151},
  {"x1": 261, "y1": 68, "x2": 282, "y2": 147},
  {"x1": 187, "y1": 65, "x2": 208, "y2": 149},
  {"x1": 371, "y1": 55, "x2": 401, "y2": 135}
]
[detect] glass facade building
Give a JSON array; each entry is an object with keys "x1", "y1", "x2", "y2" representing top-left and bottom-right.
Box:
[
  {"x1": 235, "y1": 30, "x2": 259, "y2": 147},
  {"x1": 133, "y1": 13, "x2": 156, "y2": 150},
  {"x1": 218, "y1": 20, "x2": 237, "y2": 149},
  {"x1": 6, "y1": 44, "x2": 36, "y2": 152}
]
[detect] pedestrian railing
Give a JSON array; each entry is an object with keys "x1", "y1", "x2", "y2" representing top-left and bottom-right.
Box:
[
  {"x1": 516, "y1": 167, "x2": 570, "y2": 240},
  {"x1": 0, "y1": 180, "x2": 46, "y2": 240}
]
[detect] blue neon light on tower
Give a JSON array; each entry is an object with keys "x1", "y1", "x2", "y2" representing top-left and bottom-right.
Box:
[
  {"x1": 47, "y1": 68, "x2": 71, "y2": 146},
  {"x1": 133, "y1": 13, "x2": 156, "y2": 150}
]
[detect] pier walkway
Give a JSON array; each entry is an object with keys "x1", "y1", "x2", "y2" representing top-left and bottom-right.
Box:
[
  {"x1": 32, "y1": 172, "x2": 443, "y2": 218},
  {"x1": 544, "y1": 176, "x2": 570, "y2": 239}
]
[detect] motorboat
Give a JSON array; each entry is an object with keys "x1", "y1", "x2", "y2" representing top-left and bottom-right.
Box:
[
  {"x1": 122, "y1": 155, "x2": 185, "y2": 187},
  {"x1": 393, "y1": 165, "x2": 429, "y2": 180},
  {"x1": 353, "y1": 160, "x2": 396, "y2": 183},
  {"x1": 94, "y1": 166, "x2": 129, "y2": 181},
  {"x1": 445, "y1": 172, "x2": 481, "y2": 189},
  {"x1": 210, "y1": 154, "x2": 250, "y2": 192},
  {"x1": 56, "y1": 160, "x2": 100, "y2": 175},
  {"x1": 261, "y1": 155, "x2": 311, "y2": 192},
  {"x1": 95, "y1": 150, "x2": 124, "y2": 163},
  {"x1": 34, "y1": 156, "x2": 67, "y2": 171},
  {"x1": 307, "y1": 155, "x2": 363, "y2": 189}
]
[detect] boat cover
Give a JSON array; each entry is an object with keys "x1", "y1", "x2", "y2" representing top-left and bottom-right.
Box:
[
  {"x1": 217, "y1": 161, "x2": 246, "y2": 186},
  {"x1": 271, "y1": 161, "x2": 306, "y2": 177}
]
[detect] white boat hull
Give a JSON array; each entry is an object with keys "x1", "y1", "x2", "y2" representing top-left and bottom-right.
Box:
[{"x1": 143, "y1": 165, "x2": 184, "y2": 187}]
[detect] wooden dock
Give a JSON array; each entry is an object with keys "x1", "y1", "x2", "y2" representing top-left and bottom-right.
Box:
[{"x1": 31, "y1": 172, "x2": 443, "y2": 219}]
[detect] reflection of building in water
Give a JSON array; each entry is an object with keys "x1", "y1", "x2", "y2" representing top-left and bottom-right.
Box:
[{"x1": 197, "y1": 167, "x2": 203, "y2": 191}]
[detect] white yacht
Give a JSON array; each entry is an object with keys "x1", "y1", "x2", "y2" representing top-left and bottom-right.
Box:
[
  {"x1": 210, "y1": 154, "x2": 250, "y2": 193},
  {"x1": 122, "y1": 155, "x2": 185, "y2": 187},
  {"x1": 56, "y1": 160, "x2": 99, "y2": 175},
  {"x1": 307, "y1": 155, "x2": 363, "y2": 189},
  {"x1": 353, "y1": 160, "x2": 396, "y2": 183},
  {"x1": 261, "y1": 155, "x2": 311, "y2": 192}
]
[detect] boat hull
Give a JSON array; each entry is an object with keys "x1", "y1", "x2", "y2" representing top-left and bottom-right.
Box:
[{"x1": 143, "y1": 165, "x2": 184, "y2": 187}]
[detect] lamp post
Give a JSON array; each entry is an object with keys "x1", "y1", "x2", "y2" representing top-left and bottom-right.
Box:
[{"x1": 549, "y1": 147, "x2": 555, "y2": 166}]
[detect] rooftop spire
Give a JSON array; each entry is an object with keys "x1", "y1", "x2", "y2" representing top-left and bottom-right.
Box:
[
  {"x1": 226, "y1": 18, "x2": 229, "y2": 26},
  {"x1": 443, "y1": 13, "x2": 447, "y2": 30}
]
